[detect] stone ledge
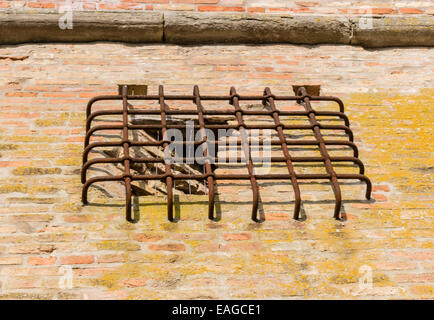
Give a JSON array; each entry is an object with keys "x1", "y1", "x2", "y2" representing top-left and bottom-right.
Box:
[
  {"x1": 0, "y1": 11, "x2": 433, "y2": 47},
  {"x1": 164, "y1": 12, "x2": 352, "y2": 45},
  {"x1": 350, "y1": 15, "x2": 434, "y2": 47},
  {"x1": 0, "y1": 12, "x2": 164, "y2": 43}
]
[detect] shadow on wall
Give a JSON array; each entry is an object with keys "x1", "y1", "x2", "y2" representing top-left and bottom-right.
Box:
[{"x1": 84, "y1": 184, "x2": 375, "y2": 223}]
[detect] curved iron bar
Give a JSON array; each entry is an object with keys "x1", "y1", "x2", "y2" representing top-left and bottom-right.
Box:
[
  {"x1": 86, "y1": 109, "x2": 350, "y2": 132},
  {"x1": 86, "y1": 94, "x2": 345, "y2": 118},
  {"x1": 84, "y1": 123, "x2": 354, "y2": 149},
  {"x1": 264, "y1": 87, "x2": 303, "y2": 220},
  {"x1": 82, "y1": 155, "x2": 365, "y2": 185},
  {"x1": 82, "y1": 139, "x2": 359, "y2": 166}
]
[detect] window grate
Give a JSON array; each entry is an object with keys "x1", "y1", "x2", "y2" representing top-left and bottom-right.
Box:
[{"x1": 82, "y1": 85, "x2": 371, "y2": 222}]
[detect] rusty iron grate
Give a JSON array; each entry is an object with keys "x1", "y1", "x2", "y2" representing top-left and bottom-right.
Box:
[{"x1": 82, "y1": 85, "x2": 371, "y2": 222}]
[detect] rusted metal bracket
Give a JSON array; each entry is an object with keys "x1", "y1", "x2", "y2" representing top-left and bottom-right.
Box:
[{"x1": 81, "y1": 85, "x2": 371, "y2": 222}]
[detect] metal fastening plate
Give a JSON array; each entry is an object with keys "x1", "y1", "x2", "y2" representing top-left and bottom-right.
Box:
[{"x1": 117, "y1": 84, "x2": 148, "y2": 95}]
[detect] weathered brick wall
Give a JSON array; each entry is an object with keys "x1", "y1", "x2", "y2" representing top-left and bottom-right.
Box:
[
  {"x1": 0, "y1": 43, "x2": 433, "y2": 299},
  {"x1": 1, "y1": 0, "x2": 433, "y2": 15}
]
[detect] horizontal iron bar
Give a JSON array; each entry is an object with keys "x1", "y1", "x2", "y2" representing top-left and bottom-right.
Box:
[
  {"x1": 86, "y1": 95, "x2": 344, "y2": 117},
  {"x1": 84, "y1": 123, "x2": 354, "y2": 146},
  {"x1": 83, "y1": 172, "x2": 370, "y2": 182},
  {"x1": 86, "y1": 109, "x2": 350, "y2": 131},
  {"x1": 82, "y1": 139, "x2": 359, "y2": 163},
  {"x1": 81, "y1": 155, "x2": 365, "y2": 183}
]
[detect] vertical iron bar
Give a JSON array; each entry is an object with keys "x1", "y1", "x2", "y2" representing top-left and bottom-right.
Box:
[
  {"x1": 264, "y1": 87, "x2": 302, "y2": 220},
  {"x1": 121, "y1": 85, "x2": 133, "y2": 222},
  {"x1": 193, "y1": 85, "x2": 216, "y2": 220},
  {"x1": 298, "y1": 86, "x2": 342, "y2": 219},
  {"x1": 159, "y1": 85, "x2": 174, "y2": 221},
  {"x1": 230, "y1": 87, "x2": 260, "y2": 221}
]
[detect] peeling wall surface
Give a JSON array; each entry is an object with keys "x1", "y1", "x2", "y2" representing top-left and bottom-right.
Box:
[{"x1": 0, "y1": 39, "x2": 433, "y2": 299}]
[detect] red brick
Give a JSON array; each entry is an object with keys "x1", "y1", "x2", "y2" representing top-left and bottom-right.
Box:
[
  {"x1": 365, "y1": 62, "x2": 382, "y2": 67},
  {"x1": 198, "y1": 6, "x2": 244, "y2": 12},
  {"x1": 172, "y1": 0, "x2": 218, "y2": 3},
  {"x1": 268, "y1": 8, "x2": 290, "y2": 12},
  {"x1": 295, "y1": 1, "x2": 319, "y2": 6},
  {"x1": 149, "y1": 244, "x2": 185, "y2": 251},
  {"x1": 372, "y1": 185, "x2": 390, "y2": 192},
  {"x1": 290, "y1": 7, "x2": 312, "y2": 13},
  {"x1": 409, "y1": 285, "x2": 433, "y2": 296},
  {"x1": 255, "y1": 66, "x2": 274, "y2": 72},
  {"x1": 66, "y1": 136, "x2": 84, "y2": 142},
  {"x1": 392, "y1": 251, "x2": 434, "y2": 260},
  {"x1": 247, "y1": 73, "x2": 292, "y2": 79},
  {"x1": 0, "y1": 160, "x2": 32, "y2": 167},
  {"x1": 422, "y1": 262, "x2": 434, "y2": 270},
  {"x1": 134, "y1": 233, "x2": 163, "y2": 242},
  {"x1": 399, "y1": 8, "x2": 423, "y2": 14},
  {"x1": 42, "y1": 92, "x2": 76, "y2": 98},
  {"x1": 28, "y1": 256, "x2": 57, "y2": 266},
  {"x1": 372, "y1": 8, "x2": 398, "y2": 14},
  {"x1": 216, "y1": 66, "x2": 249, "y2": 71},
  {"x1": 121, "y1": 0, "x2": 169, "y2": 3},
  {"x1": 9, "y1": 244, "x2": 56, "y2": 254},
  {"x1": 83, "y1": 3, "x2": 96, "y2": 10},
  {"x1": 63, "y1": 214, "x2": 91, "y2": 222},
  {"x1": 223, "y1": 233, "x2": 252, "y2": 241},
  {"x1": 27, "y1": 2, "x2": 55, "y2": 9},
  {"x1": 79, "y1": 92, "x2": 114, "y2": 98},
  {"x1": 7, "y1": 277, "x2": 42, "y2": 289},
  {"x1": 225, "y1": 242, "x2": 262, "y2": 251},
  {"x1": 97, "y1": 254, "x2": 125, "y2": 263},
  {"x1": 169, "y1": 233, "x2": 213, "y2": 241},
  {"x1": 194, "y1": 243, "x2": 223, "y2": 252},
  {"x1": 191, "y1": 278, "x2": 216, "y2": 286},
  {"x1": 0, "y1": 256, "x2": 22, "y2": 265},
  {"x1": 280, "y1": 105, "x2": 303, "y2": 111},
  {"x1": 372, "y1": 193, "x2": 387, "y2": 202},
  {"x1": 60, "y1": 255, "x2": 95, "y2": 265},
  {"x1": 5, "y1": 92, "x2": 38, "y2": 97},
  {"x1": 24, "y1": 86, "x2": 63, "y2": 92},
  {"x1": 265, "y1": 213, "x2": 289, "y2": 221},
  {"x1": 118, "y1": 278, "x2": 148, "y2": 287},
  {"x1": 1, "y1": 112, "x2": 40, "y2": 119},
  {"x1": 395, "y1": 274, "x2": 434, "y2": 283},
  {"x1": 0, "y1": 225, "x2": 16, "y2": 233},
  {"x1": 248, "y1": 7, "x2": 265, "y2": 13},
  {"x1": 73, "y1": 268, "x2": 116, "y2": 277},
  {"x1": 376, "y1": 262, "x2": 418, "y2": 270},
  {"x1": 43, "y1": 129, "x2": 69, "y2": 135}
]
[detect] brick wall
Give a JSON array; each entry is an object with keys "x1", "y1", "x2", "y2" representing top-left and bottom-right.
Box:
[
  {"x1": 1, "y1": 0, "x2": 433, "y2": 15},
  {"x1": 0, "y1": 43, "x2": 432, "y2": 299}
]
